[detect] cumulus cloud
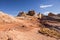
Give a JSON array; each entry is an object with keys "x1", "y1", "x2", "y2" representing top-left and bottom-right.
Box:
[
  {"x1": 40, "y1": 5, "x2": 53, "y2": 9},
  {"x1": 43, "y1": 12, "x2": 50, "y2": 15}
]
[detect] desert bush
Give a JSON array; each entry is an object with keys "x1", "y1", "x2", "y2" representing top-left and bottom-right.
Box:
[{"x1": 39, "y1": 27, "x2": 60, "y2": 39}]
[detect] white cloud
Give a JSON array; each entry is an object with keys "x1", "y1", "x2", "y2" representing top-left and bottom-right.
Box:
[
  {"x1": 43, "y1": 12, "x2": 57, "y2": 15},
  {"x1": 40, "y1": 5, "x2": 53, "y2": 9},
  {"x1": 43, "y1": 12, "x2": 50, "y2": 15}
]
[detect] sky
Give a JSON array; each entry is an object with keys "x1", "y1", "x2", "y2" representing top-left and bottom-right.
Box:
[{"x1": 0, "y1": 0, "x2": 60, "y2": 16}]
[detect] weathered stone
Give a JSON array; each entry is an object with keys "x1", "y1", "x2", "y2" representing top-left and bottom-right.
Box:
[
  {"x1": 37, "y1": 13, "x2": 44, "y2": 19},
  {"x1": 48, "y1": 12, "x2": 56, "y2": 16},
  {"x1": 17, "y1": 11, "x2": 24, "y2": 16},
  {"x1": 27, "y1": 10, "x2": 35, "y2": 16}
]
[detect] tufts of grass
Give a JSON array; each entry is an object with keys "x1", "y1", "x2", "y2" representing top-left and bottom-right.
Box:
[{"x1": 38, "y1": 27, "x2": 60, "y2": 39}]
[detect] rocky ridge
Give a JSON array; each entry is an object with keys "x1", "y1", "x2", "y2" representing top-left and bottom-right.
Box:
[{"x1": 0, "y1": 11, "x2": 60, "y2": 40}]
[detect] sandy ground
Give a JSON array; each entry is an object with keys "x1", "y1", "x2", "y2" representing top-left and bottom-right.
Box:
[{"x1": 0, "y1": 28, "x2": 59, "y2": 40}]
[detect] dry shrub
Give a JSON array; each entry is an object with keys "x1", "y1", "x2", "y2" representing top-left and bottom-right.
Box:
[{"x1": 39, "y1": 27, "x2": 60, "y2": 39}]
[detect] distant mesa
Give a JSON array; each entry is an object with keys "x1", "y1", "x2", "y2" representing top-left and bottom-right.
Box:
[
  {"x1": 17, "y1": 10, "x2": 43, "y2": 19},
  {"x1": 57, "y1": 14, "x2": 60, "y2": 17},
  {"x1": 17, "y1": 10, "x2": 36, "y2": 17},
  {"x1": 17, "y1": 10, "x2": 60, "y2": 20},
  {"x1": 48, "y1": 12, "x2": 56, "y2": 16}
]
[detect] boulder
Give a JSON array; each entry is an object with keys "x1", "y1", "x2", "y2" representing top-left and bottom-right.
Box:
[
  {"x1": 48, "y1": 12, "x2": 56, "y2": 16},
  {"x1": 17, "y1": 11, "x2": 26, "y2": 16},
  {"x1": 37, "y1": 13, "x2": 44, "y2": 19},
  {"x1": 27, "y1": 10, "x2": 35, "y2": 16}
]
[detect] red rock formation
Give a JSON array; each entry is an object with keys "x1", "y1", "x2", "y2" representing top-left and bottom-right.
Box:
[
  {"x1": 27, "y1": 10, "x2": 35, "y2": 16},
  {"x1": 48, "y1": 12, "x2": 56, "y2": 16},
  {"x1": 0, "y1": 11, "x2": 59, "y2": 40}
]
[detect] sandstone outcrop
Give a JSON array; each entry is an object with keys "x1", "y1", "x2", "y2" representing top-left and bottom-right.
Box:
[
  {"x1": 48, "y1": 12, "x2": 56, "y2": 16},
  {"x1": 0, "y1": 11, "x2": 60, "y2": 40},
  {"x1": 27, "y1": 10, "x2": 35, "y2": 16}
]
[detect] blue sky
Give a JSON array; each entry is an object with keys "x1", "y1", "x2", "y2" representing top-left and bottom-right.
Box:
[{"x1": 0, "y1": 0, "x2": 60, "y2": 16}]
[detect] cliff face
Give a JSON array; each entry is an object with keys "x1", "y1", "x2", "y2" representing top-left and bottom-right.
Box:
[{"x1": 0, "y1": 11, "x2": 60, "y2": 40}]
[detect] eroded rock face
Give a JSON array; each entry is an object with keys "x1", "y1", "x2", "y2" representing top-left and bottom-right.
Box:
[
  {"x1": 48, "y1": 12, "x2": 56, "y2": 16},
  {"x1": 37, "y1": 13, "x2": 44, "y2": 19},
  {"x1": 27, "y1": 10, "x2": 35, "y2": 16},
  {"x1": 17, "y1": 12, "x2": 25, "y2": 16},
  {"x1": 0, "y1": 11, "x2": 20, "y2": 23},
  {"x1": 0, "y1": 11, "x2": 60, "y2": 40},
  {"x1": 0, "y1": 29, "x2": 58, "y2": 40}
]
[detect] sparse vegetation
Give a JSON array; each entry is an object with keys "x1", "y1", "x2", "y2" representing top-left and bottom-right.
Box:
[{"x1": 38, "y1": 27, "x2": 60, "y2": 39}]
